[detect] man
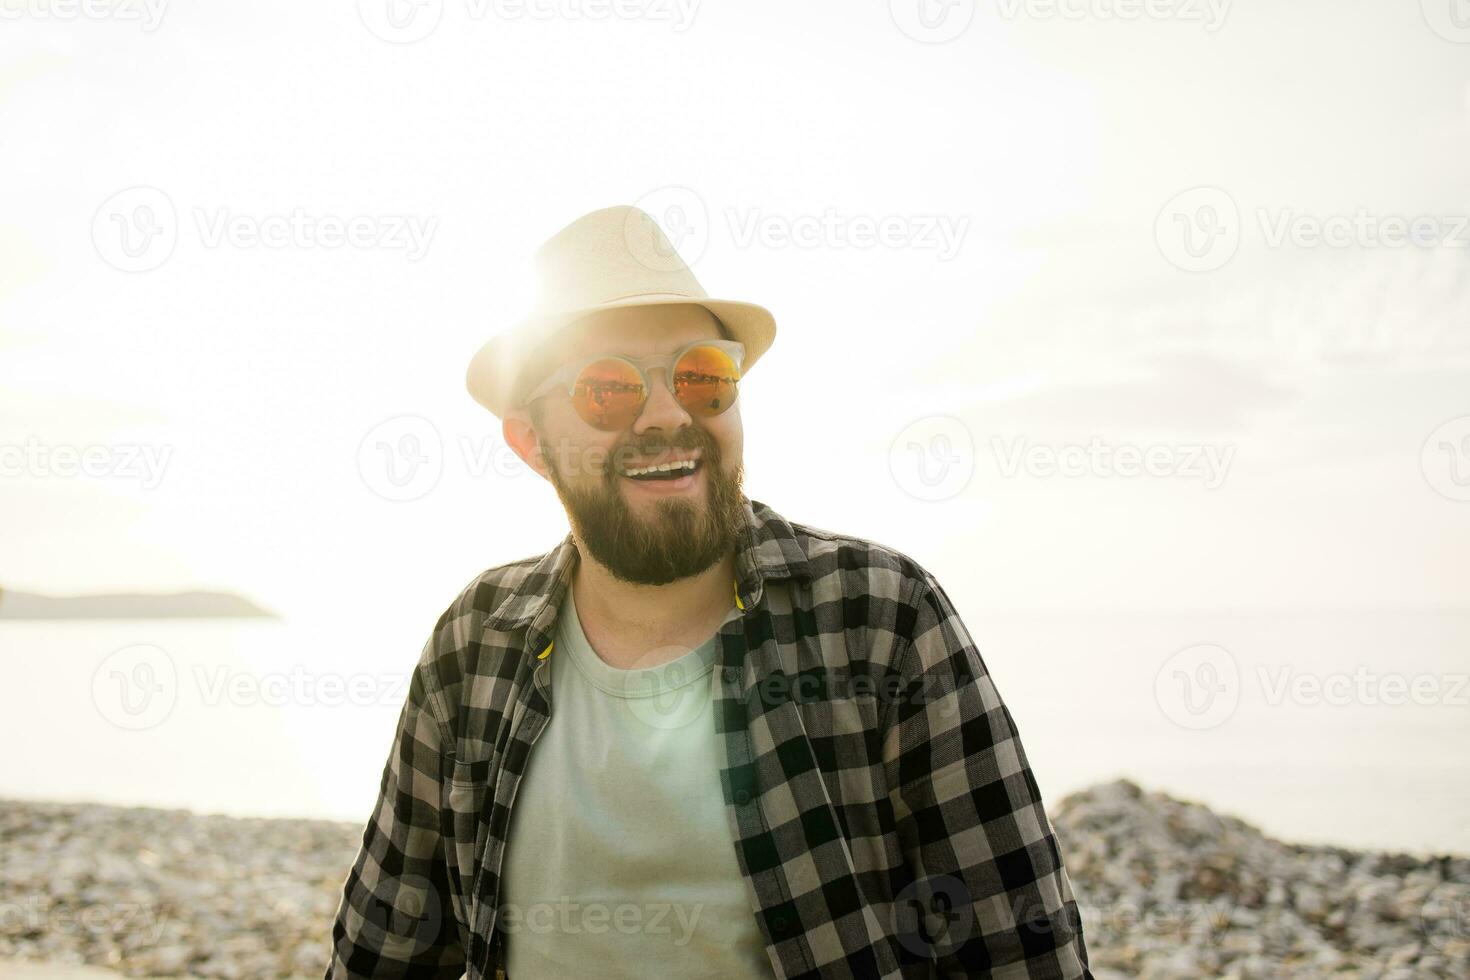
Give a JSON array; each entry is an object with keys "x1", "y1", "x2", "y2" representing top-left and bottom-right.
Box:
[{"x1": 326, "y1": 205, "x2": 1091, "y2": 979}]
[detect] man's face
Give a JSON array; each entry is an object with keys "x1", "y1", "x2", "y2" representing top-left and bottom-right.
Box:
[{"x1": 505, "y1": 304, "x2": 747, "y2": 586}]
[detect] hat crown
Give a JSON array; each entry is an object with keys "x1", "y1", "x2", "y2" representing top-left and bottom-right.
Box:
[
  {"x1": 466, "y1": 203, "x2": 775, "y2": 419},
  {"x1": 531, "y1": 205, "x2": 708, "y2": 314}
]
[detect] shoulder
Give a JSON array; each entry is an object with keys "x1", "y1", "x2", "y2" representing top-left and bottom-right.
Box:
[
  {"x1": 750, "y1": 499, "x2": 946, "y2": 653},
  {"x1": 437, "y1": 551, "x2": 550, "y2": 633},
  {"x1": 409, "y1": 549, "x2": 555, "y2": 707},
  {"x1": 789, "y1": 525, "x2": 986, "y2": 691},
  {"x1": 778, "y1": 508, "x2": 940, "y2": 613},
  {"x1": 795, "y1": 518, "x2": 928, "y2": 578}
]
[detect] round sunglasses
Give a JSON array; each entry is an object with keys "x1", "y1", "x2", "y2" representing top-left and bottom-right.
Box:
[{"x1": 522, "y1": 339, "x2": 745, "y2": 431}]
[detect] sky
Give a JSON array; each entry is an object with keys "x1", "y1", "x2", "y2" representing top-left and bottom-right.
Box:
[{"x1": 3, "y1": 0, "x2": 1469, "y2": 635}]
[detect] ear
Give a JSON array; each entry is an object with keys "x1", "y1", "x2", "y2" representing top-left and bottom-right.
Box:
[{"x1": 502, "y1": 410, "x2": 550, "y2": 481}]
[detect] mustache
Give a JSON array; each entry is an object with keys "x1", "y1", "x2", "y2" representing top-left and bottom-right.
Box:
[{"x1": 604, "y1": 430, "x2": 715, "y2": 472}]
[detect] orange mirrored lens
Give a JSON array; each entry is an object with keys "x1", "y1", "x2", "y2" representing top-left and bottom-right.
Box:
[
  {"x1": 673, "y1": 344, "x2": 740, "y2": 417},
  {"x1": 572, "y1": 357, "x2": 646, "y2": 430}
]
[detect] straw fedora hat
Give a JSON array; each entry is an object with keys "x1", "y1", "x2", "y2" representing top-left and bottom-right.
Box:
[{"x1": 466, "y1": 204, "x2": 777, "y2": 418}]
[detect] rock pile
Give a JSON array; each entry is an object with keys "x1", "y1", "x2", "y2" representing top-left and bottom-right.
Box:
[{"x1": 1052, "y1": 780, "x2": 1470, "y2": 979}]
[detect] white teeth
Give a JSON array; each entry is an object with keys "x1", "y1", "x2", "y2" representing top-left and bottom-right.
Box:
[{"x1": 622, "y1": 458, "x2": 699, "y2": 477}]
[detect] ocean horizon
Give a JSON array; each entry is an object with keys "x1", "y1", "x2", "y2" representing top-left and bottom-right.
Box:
[{"x1": 5, "y1": 608, "x2": 1467, "y2": 855}]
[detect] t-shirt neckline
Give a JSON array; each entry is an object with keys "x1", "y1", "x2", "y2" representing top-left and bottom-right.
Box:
[{"x1": 559, "y1": 583, "x2": 726, "y2": 699}]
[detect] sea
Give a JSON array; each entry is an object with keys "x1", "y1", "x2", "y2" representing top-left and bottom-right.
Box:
[{"x1": 3, "y1": 609, "x2": 1467, "y2": 855}]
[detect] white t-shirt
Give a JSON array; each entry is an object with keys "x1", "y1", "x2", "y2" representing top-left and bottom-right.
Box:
[{"x1": 497, "y1": 583, "x2": 775, "y2": 979}]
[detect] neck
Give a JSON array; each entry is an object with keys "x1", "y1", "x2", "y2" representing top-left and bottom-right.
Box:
[{"x1": 569, "y1": 543, "x2": 738, "y2": 660}]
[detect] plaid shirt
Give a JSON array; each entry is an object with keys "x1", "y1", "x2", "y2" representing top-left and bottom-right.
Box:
[{"x1": 326, "y1": 495, "x2": 1091, "y2": 979}]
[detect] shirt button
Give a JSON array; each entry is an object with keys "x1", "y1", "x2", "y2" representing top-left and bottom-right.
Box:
[
  {"x1": 734, "y1": 789, "x2": 751, "y2": 806},
  {"x1": 771, "y1": 913, "x2": 789, "y2": 932},
  {"x1": 723, "y1": 667, "x2": 741, "y2": 684}
]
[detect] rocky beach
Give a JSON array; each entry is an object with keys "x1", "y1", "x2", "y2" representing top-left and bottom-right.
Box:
[{"x1": 1, "y1": 780, "x2": 1465, "y2": 979}]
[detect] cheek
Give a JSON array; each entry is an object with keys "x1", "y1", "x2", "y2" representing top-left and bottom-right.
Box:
[
  {"x1": 708, "y1": 411, "x2": 743, "y2": 463},
  {"x1": 538, "y1": 421, "x2": 617, "y2": 480}
]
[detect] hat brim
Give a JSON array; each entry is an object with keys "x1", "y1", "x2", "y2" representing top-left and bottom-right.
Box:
[{"x1": 466, "y1": 295, "x2": 776, "y2": 419}]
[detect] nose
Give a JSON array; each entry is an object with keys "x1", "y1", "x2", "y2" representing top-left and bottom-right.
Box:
[{"x1": 630, "y1": 366, "x2": 692, "y2": 434}]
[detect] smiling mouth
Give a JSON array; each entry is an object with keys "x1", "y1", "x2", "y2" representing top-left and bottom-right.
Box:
[{"x1": 618, "y1": 457, "x2": 703, "y2": 482}]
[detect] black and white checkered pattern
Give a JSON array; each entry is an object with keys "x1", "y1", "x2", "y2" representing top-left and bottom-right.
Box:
[{"x1": 325, "y1": 495, "x2": 1091, "y2": 979}]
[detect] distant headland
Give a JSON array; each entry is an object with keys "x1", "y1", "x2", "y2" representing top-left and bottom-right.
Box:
[{"x1": 0, "y1": 588, "x2": 278, "y2": 620}]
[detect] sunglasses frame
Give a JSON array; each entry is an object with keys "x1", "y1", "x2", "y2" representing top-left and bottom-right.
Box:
[{"x1": 521, "y1": 338, "x2": 746, "y2": 423}]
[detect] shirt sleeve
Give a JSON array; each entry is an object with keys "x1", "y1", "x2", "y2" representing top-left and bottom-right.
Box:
[
  {"x1": 325, "y1": 641, "x2": 468, "y2": 979},
  {"x1": 882, "y1": 571, "x2": 1092, "y2": 979}
]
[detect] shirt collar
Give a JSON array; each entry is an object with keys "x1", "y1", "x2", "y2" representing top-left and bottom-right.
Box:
[{"x1": 482, "y1": 494, "x2": 811, "y2": 634}]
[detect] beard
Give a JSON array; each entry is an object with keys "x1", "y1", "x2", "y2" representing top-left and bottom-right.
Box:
[{"x1": 541, "y1": 426, "x2": 747, "y2": 586}]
